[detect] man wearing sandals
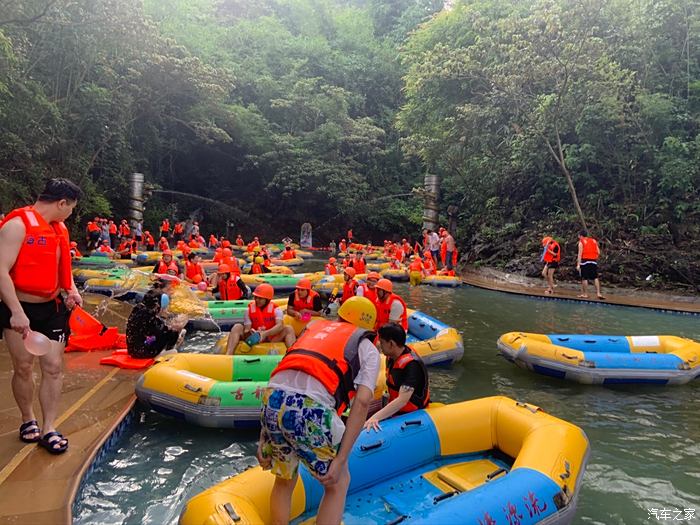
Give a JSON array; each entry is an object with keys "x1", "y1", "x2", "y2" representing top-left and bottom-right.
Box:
[{"x1": 0, "y1": 179, "x2": 83, "y2": 454}]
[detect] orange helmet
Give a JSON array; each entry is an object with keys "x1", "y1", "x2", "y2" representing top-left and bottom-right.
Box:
[
  {"x1": 222, "y1": 240, "x2": 231, "y2": 248},
  {"x1": 541, "y1": 236, "x2": 553, "y2": 246},
  {"x1": 163, "y1": 250, "x2": 173, "y2": 256},
  {"x1": 217, "y1": 264, "x2": 231, "y2": 274},
  {"x1": 295, "y1": 278, "x2": 312, "y2": 290},
  {"x1": 215, "y1": 247, "x2": 222, "y2": 253},
  {"x1": 329, "y1": 257, "x2": 337, "y2": 264},
  {"x1": 253, "y1": 283, "x2": 274, "y2": 300},
  {"x1": 70, "y1": 241, "x2": 77, "y2": 247},
  {"x1": 423, "y1": 250, "x2": 431, "y2": 257},
  {"x1": 375, "y1": 278, "x2": 393, "y2": 293},
  {"x1": 367, "y1": 271, "x2": 381, "y2": 281},
  {"x1": 223, "y1": 248, "x2": 233, "y2": 257},
  {"x1": 344, "y1": 267, "x2": 356, "y2": 278}
]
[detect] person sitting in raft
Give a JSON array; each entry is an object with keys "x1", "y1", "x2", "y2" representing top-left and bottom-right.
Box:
[
  {"x1": 126, "y1": 290, "x2": 187, "y2": 359},
  {"x1": 187, "y1": 235, "x2": 200, "y2": 249},
  {"x1": 158, "y1": 236, "x2": 169, "y2": 251},
  {"x1": 287, "y1": 278, "x2": 322, "y2": 322},
  {"x1": 143, "y1": 230, "x2": 155, "y2": 251},
  {"x1": 235, "y1": 234, "x2": 244, "y2": 247},
  {"x1": 356, "y1": 271, "x2": 380, "y2": 303},
  {"x1": 364, "y1": 322, "x2": 430, "y2": 431},
  {"x1": 256, "y1": 296, "x2": 381, "y2": 525},
  {"x1": 422, "y1": 250, "x2": 437, "y2": 275},
  {"x1": 280, "y1": 245, "x2": 296, "y2": 260},
  {"x1": 340, "y1": 267, "x2": 358, "y2": 305},
  {"x1": 408, "y1": 254, "x2": 425, "y2": 286},
  {"x1": 97, "y1": 239, "x2": 115, "y2": 257},
  {"x1": 541, "y1": 236, "x2": 561, "y2": 295},
  {"x1": 374, "y1": 278, "x2": 407, "y2": 331},
  {"x1": 225, "y1": 283, "x2": 295, "y2": 355},
  {"x1": 325, "y1": 257, "x2": 338, "y2": 275},
  {"x1": 69, "y1": 241, "x2": 83, "y2": 259},
  {"x1": 153, "y1": 250, "x2": 182, "y2": 277},
  {"x1": 210, "y1": 264, "x2": 248, "y2": 300},
  {"x1": 116, "y1": 236, "x2": 137, "y2": 260},
  {"x1": 184, "y1": 252, "x2": 206, "y2": 284},
  {"x1": 249, "y1": 256, "x2": 270, "y2": 274},
  {"x1": 338, "y1": 238, "x2": 347, "y2": 253}
]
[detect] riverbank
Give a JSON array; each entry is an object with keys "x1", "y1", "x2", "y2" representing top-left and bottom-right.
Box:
[{"x1": 460, "y1": 266, "x2": 700, "y2": 315}]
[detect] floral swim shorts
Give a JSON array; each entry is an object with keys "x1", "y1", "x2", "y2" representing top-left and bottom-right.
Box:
[{"x1": 260, "y1": 388, "x2": 339, "y2": 480}]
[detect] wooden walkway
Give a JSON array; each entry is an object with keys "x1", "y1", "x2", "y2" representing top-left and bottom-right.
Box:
[
  {"x1": 0, "y1": 295, "x2": 137, "y2": 525},
  {"x1": 460, "y1": 268, "x2": 700, "y2": 314}
]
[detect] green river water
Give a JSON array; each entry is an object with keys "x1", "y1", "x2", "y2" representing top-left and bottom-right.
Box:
[{"x1": 73, "y1": 268, "x2": 700, "y2": 525}]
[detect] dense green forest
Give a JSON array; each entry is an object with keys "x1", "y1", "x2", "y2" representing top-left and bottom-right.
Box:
[{"x1": 1, "y1": 0, "x2": 698, "y2": 290}]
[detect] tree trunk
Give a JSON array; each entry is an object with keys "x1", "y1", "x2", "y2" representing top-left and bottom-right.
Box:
[
  {"x1": 545, "y1": 130, "x2": 588, "y2": 231},
  {"x1": 422, "y1": 171, "x2": 440, "y2": 231}
]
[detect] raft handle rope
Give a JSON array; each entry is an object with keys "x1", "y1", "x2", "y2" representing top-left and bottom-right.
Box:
[
  {"x1": 515, "y1": 401, "x2": 541, "y2": 414},
  {"x1": 184, "y1": 384, "x2": 202, "y2": 393},
  {"x1": 243, "y1": 357, "x2": 261, "y2": 363},
  {"x1": 401, "y1": 419, "x2": 423, "y2": 430},
  {"x1": 360, "y1": 440, "x2": 384, "y2": 452},
  {"x1": 486, "y1": 467, "x2": 508, "y2": 481},
  {"x1": 222, "y1": 502, "x2": 241, "y2": 522},
  {"x1": 386, "y1": 515, "x2": 408, "y2": 525},
  {"x1": 433, "y1": 490, "x2": 459, "y2": 504},
  {"x1": 560, "y1": 460, "x2": 571, "y2": 481}
]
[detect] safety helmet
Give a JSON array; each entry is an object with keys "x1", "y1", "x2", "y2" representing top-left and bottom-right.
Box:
[
  {"x1": 222, "y1": 240, "x2": 231, "y2": 248},
  {"x1": 337, "y1": 296, "x2": 377, "y2": 331},
  {"x1": 375, "y1": 278, "x2": 393, "y2": 293},
  {"x1": 70, "y1": 241, "x2": 77, "y2": 247},
  {"x1": 329, "y1": 257, "x2": 337, "y2": 263},
  {"x1": 223, "y1": 248, "x2": 233, "y2": 257},
  {"x1": 218, "y1": 264, "x2": 231, "y2": 274},
  {"x1": 167, "y1": 263, "x2": 179, "y2": 274},
  {"x1": 295, "y1": 278, "x2": 312, "y2": 290},
  {"x1": 344, "y1": 267, "x2": 356, "y2": 278},
  {"x1": 253, "y1": 283, "x2": 274, "y2": 300},
  {"x1": 253, "y1": 246, "x2": 261, "y2": 254},
  {"x1": 252, "y1": 256, "x2": 263, "y2": 264},
  {"x1": 541, "y1": 236, "x2": 553, "y2": 246},
  {"x1": 163, "y1": 249, "x2": 172, "y2": 256},
  {"x1": 144, "y1": 230, "x2": 150, "y2": 235},
  {"x1": 215, "y1": 247, "x2": 222, "y2": 253},
  {"x1": 160, "y1": 237, "x2": 166, "y2": 241},
  {"x1": 367, "y1": 271, "x2": 381, "y2": 281},
  {"x1": 423, "y1": 250, "x2": 431, "y2": 257},
  {"x1": 102, "y1": 239, "x2": 109, "y2": 244}
]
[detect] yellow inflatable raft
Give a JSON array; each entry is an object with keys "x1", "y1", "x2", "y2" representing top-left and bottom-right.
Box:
[{"x1": 179, "y1": 396, "x2": 589, "y2": 525}]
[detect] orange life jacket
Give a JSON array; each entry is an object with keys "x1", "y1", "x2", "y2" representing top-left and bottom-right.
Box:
[
  {"x1": 156, "y1": 260, "x2": 172, "y2": 274},
  {"x1": 144, "y1": 233, "x2": 155, "y2": 246},
  {"x1": 354, "y1": 257, "x2": 366, "y2": 274},
  {"x1": 293, "y1": 289, "x2": 319, "y2": 311},
  {"x1": 161, "y1": 221, "x2": 170, "y2": 232},
  {"x1": 543, "y1": 240, "x2": 561, "y2": 263},
  {"x1": 71, "y1": 247, "x2": 83, "y2": 258},
  {"x1": 174, "y1": 223, "x2": 184, "y2": 234},
  {"x1": 325, "y1": 263, "x2": 338, "y2": 275},
  {"x1": 357, "y1": 283, "x2": 377, "y2": 304},
  {"x1": 119, "y1": 224, "x2": 130, "y2": 237},
  {"x1": 209, "y1": 235, "x2": 218, "y2": 247},
  {"x1": 386, "y1": 349, "x2": 430, "y2": 414},
  {"x1": 281, "y1": 250, "x2": 295, "y2": 260},
  {"x1": 339, "y1": 241, "x2": 347, "y2": 253},
  {"x1": 341, "y1": 279, "x2": 358, "y2": 304},
  {"x1": 236, "y1": 237, "x2": 244, "y2": 246},
  {"x1": 109, "y1": 223, "x2": 117, "y2": 234},
  {"x1": 2, "y1": 206, "x2": 73, "y2": 298},
  {"x1": 219, "y1": 276, "x2": 243, "y2": 300},
  {"x1": 440, "y1": 242, "x2": 447, "y2": 265},
  {"x1": 188, "y1": 239, "x2": 200, "y2": 248},
  {"x1": 247, "y1": 300, "x2": 278, "y2": 330},
  {"x1": 221, "y1": 256, "x2": 241, "y2": 275},
  {"x1": 423, "y1": 258, "x2": 436, "y2": 275},
  {"x1": 185, "y1": 261, "x2": 204, "y2": 281},
  {"x1": 98, "y1": 244, "x2": 113, "y2": 253},
  {"x1": 250, "y1": 263, "x2": 263, "y2": 274},
  {"x1": 580, "y1": 237, "x2": 599, "y2": 260},
  {"x1": 270, "y1": 320, "x2": 374, "y2": 414},
  {"x1": 375, "y1": 293, "x2": 408, "y2": 331},
  {"x1": 408, "y1": 260, "x2": 423, "y2": 272},
  {"x1": 87, "y1": 222, "x2": 101, "y2": 233},
  {"x1": 158, "y1": 240, "x2": 169, "y2": 251}
]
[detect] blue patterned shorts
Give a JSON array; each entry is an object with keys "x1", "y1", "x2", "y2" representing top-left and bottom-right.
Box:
[{"x1": 260, "y1": 388, "x2": 338, "y2": 480}]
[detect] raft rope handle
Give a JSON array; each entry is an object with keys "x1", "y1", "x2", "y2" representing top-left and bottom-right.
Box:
[
  {"x1": 515, "y1": 401, "x2": 541, "y2": 414},
  {"x1": 401, "y1": 419, "x2": 423, "y2": 430},
  {"x1": 561, "y1": 353, "x2": 579, "y2": 360},
  {"x1": 386, "y1": 515, "x2": 408, "y2": 525},
  {"x1": 222, "y1": 502, "x2": 241, "y2": 522},
  {"x1": 560, "y1": 460, "x2": 571, "y2": 481},
  {"x1": 433, "y1": 490, "x2": 459, "y2": 504},
  {"x1": 486, "y1": 467, "x2": 508, "y2": 481},
  {"x1": 243, "y1": 357, "x2": 261, "y2": 363},
  {"x1": 360, "y1": 440, "x2": 384, "y2": 452},
  {"x1": 184, "y1": 384, "x2": 202, "y2": 393}
]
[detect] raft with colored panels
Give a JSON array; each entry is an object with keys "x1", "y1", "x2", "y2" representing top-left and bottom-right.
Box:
[
  {"x1": 187, "y1": 298, "x2": 288, "y2": 331},
  {"x1": 366, "y1": 261, "x2": 390, "y2": 271},
  {"x1": 422, "y1": 274, "x2": 461, "y2": 287},
  {"x1": 179, "y1": 396, "x2": 589, "y2": 525},
  {"x1": 135, "y1": 354, "x2": 283, "y2": 428},
  {"x1": 381, "y1": 268, "x2": 409, "y2": 282},
  {"x1": 269, "y1": 257, "x2": 305, "y2": 267},
  {"x1": 407, "y1": 309, "x2": 464, "y2": 366},
  {"x1": 497, "y1": 333, "x2": 700, "y2": 385},
  {"x1": 312, "y1": 273, "x2": 368, "y2": 295},
  {"x1": 73, "y1": 266, "x2": 131, "y2": 285},
  {"x1": 72, "y1": 255, "x2": 121, "y2": 268}
]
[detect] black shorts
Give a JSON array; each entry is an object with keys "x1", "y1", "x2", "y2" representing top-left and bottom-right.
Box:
[
  {"x1": 545, "y1": 262, "x2": 559, "y2": 269},
  {"x1": 0, "y1": 296, "x2": 70, "y2": 342},
  {"x1": 580, "y1": 262, "x2": 598, "y2": 280}
]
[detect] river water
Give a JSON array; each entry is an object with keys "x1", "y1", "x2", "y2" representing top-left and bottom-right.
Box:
[{"x1": 74, "y1": 265, "x2": 700, "y2": 525}]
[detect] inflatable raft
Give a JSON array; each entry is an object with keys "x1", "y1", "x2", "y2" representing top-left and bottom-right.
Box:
[
  {"x1": 497, "y1": 333, "x2": 700, "y2": 385},
  {"x1": 137, "y1": 352, "x2": 387, "y2": 428},
  {"x1": 179, "y1": 396, "x2": 589, "y2": 525},
  {"x1": 407, "y1": 309, "x2": 464, "y2": 366},
  {"x1": 381, "y1": 268, "x2": 409, "y2": 282},
  {"x1": 188, "y1": 298, "x2": 289, "y2": 331},
  {"x1": 422, "y1": 274, "x2": 461, "y2": 287}
]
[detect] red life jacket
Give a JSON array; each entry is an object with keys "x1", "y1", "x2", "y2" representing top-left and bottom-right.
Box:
[
  {"x1": 188, "y1": 239, "x2": 200, "y2": 248},
  {"x1": 358, "y1": 283, "x2": 377, "y2": 304},
  {"x1": 580, "y1": 237, "x2": 599, "y2": 260},
  {"x1": 386, "y1": 349, "x2": 430, "y2": 414},
  {"x1": 144, "y1": 233, "x2": 155, "y2": 246},
  {"x1": 236, "y1": 237, "x2": 244, "y2": 246},
  {"x1": 161, "y1": 220, "x2": 170, "y2": 232},
  {"x1": 543, "y1": 240, "x2": 561, "y2": 263},
  {"x1": 119, "y1": 224, "x2": 130, "y2": 237},
  {"x1": 354, "y1": 257, "x2": 366, "y2": 274},
  {"x1": 247, "y1": 300, "x2": 278, "y2": 330},
  {"x1": 375, "y1": 293, "x2": 408, "y2": 331},
  {"x1": 270, "y1": 320, "x2": 374, "y2": 414},
  {"x1": 408, "y1": 260, "x2": 423, "y2": 272},
  {"x1": 325, "y1": 264, "x2": 338, "y2": 275},
  {"x1": 109, "y1": 223, "x2": 117, "y2": 234},
  {"x1": 219, "y1": 276, "x2": 243, "y2": 300},
  {"x1": 293, "y1": 289, "x2": 319, "y2": 311},
  {"x1": 98, "y1": 244, "x2": 113, "y2": 253},
  {"x1": 185, "y1": 261, "x2": 204, "y2": 281},
  {"x1": 2, "y1": 206, "x2": 73, "y2": 298},
  {"x1": 250, "y1": 263, "x2": 263, "y2": 274},
  {"x1": 174, "y1": 223, "x2": 184, "y2": 234},
  {"x1": 158, "y1": 240, "x2": 169, "y2": 251},
  {"x1": 341, "y1": 279, "x2": 358, "y2": 304},
  {"x1": 156, "y1": 260, "x2": 172, "y2": 274}
]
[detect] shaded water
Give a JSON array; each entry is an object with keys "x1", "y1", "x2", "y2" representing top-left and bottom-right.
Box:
[{"x1": 74, "y1": 264, "x2": 700, "y2": 525}]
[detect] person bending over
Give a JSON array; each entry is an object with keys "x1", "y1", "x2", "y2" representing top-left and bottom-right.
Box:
[{"x1": 126, "y1": 290, "x2": 186, "y2": 359}]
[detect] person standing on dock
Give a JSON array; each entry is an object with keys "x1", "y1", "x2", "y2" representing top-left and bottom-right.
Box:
[
  {"x1": 0, "y1": 178, "x2": 83, "y2": 455},
  {"x1": 541, "y1": 236, "x2": 561, "y2": 295},
  {"x1": 577, "y1": 231, "x2": 605, "y2": 300}
]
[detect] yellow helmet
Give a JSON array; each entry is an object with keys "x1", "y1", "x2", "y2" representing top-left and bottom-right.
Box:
[
  {"x1": 254, "y1": 256, "x2": 264, "y2": 264},
  {"x1": 337, "y1": 296, "x2": 376, "y2": 331},
  {"x1": 253, "y1": 246, "x2": 261, "y2": 253}
]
